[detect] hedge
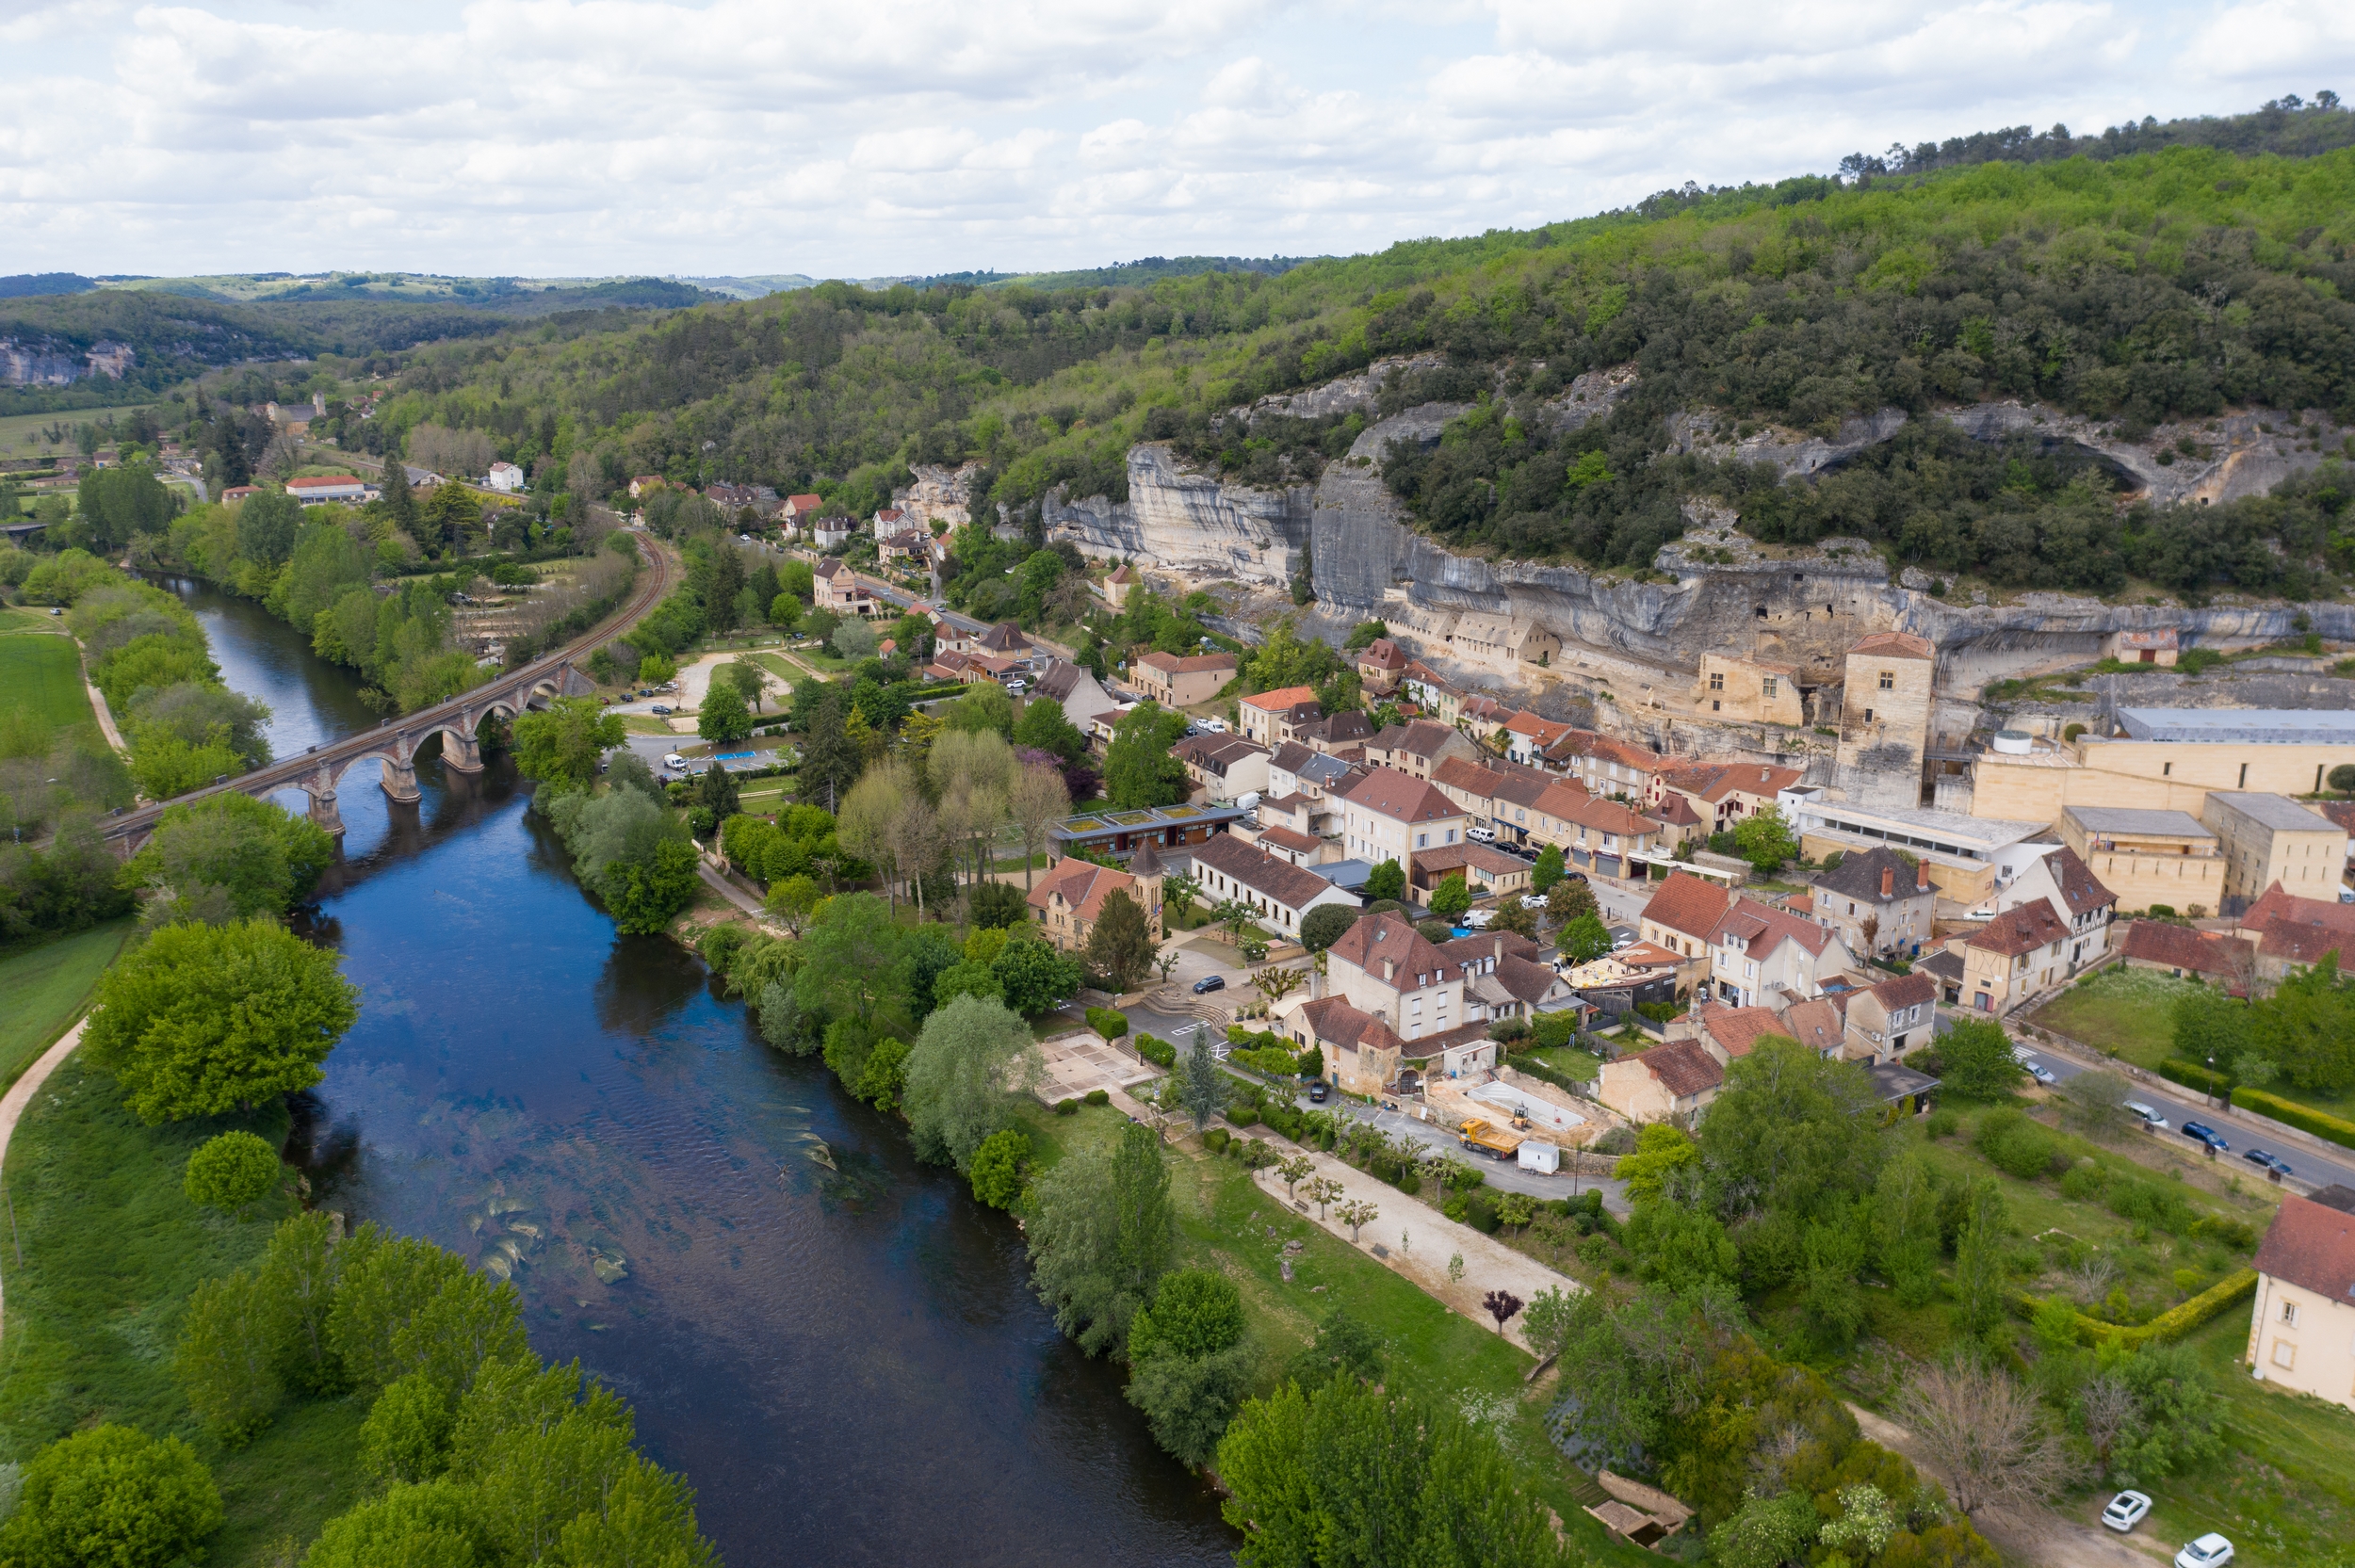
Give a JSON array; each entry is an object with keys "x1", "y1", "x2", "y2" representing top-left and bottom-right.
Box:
[
  {"x1": 1511, "y1": 1057, "x2": 1586, "y2": 1096},
  {"x1": 2158, "y1": 1059, "x2": 2231, "y2": 1097},
  {"x1": 2009, "y1": 1269, "x2": 2258, "y2": 1349},
  {"x1": 2231, "y1": 1088, "x2": 2355, "y2": 1151},
  {"x1": 1134, "y1": 1034, "x2": 1177, "y2": 1069}
]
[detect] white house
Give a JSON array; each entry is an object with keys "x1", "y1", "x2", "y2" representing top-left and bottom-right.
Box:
[
  {"x1": 1703, "y1": 896, "x2": 1852, "y2": 1008},
  {"x1": 486, "y1": 461, "x2": 526, "y2": 493},
  {"x1": 1187, "y1": 834, "x2": 1360, "y2": 938}
]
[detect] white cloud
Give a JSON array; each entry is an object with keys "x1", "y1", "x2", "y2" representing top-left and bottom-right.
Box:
[{"x1": 0, "y1": 0, "x2": 2348, "y2": 278}]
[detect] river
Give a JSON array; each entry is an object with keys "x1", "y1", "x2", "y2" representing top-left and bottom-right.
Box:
[{"x1": 164, "y1": 582, "x2": 1239, "y2": 1568}]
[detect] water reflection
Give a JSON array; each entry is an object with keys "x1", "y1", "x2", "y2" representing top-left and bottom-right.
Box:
[{"x1": 152, "y1": 582, "x2": 1241, "y2": 1567}]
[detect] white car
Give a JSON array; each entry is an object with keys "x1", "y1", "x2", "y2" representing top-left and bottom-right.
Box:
[
  {"x1": 2026, "y1": 1060, "x2": 2056, "y2": 1085},
  {"x1": 2101, "y1": 1492, "x2": 2152, "y2": 1533},
  {"x1": 1522, "y1": 895, "x2": 1549, "y2": 910},
  {"x1": 1199, "y1": 717, "x2": 1229, "y2": 734},
  {"x1": 2175, "y1": 1534, "x2": 2233, "y2": 1568}
]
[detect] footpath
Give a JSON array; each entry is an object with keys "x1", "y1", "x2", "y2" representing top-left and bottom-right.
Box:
[{"x1": 0, "y1": 1017, "x2": 89, "y2": 1340}]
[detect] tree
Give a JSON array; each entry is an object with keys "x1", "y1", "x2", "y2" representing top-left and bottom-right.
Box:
[
  {"x1": 763, "y1": 873, "x2": 821, "y2": 934},
  {"x1": 1940, "y1": 1016, "x2": 2023, "y2": 1100},
  {"x1": 175, "y1": 1269, "x2": 283, "y2": 1442},
  {"x1": 697, "y1": 679, "x2": 753, "y2": 745},
  {"x1": 1126, "y1": 1270, "x2": 1252, "y2": 1467},
  {"x1": 1006, "y1": 762, "x2": 1071, "y2": 890},
  {"x1": 0, "y1": 1425, "x2": 223, "y2": 1568},
  {"x1": 1616, "y1": 1123, "x2": 1701, "y2": 1204},
  {"x1": 1697, "y1": 1037, "x2": 1884, "y2": 1217},
  {"x1": 85, "y1": 917, "x2": 359, "y2": 1123},
  {"x1": 122, "y1": 793, "x2": 334, "y2": 924},
  {"x1": 1179, "y1": 1025, "x2": 1227, "y2": 1130},
  {"x1": 183, "y1": 1130, "x2": 281, "y2": 1215},
  {"x1": 1522, "y1": 1287, "x2": 1578, "y2": 1362},
  {"x1": 1014, "y1": 696, "x2": 1088, "y2": 763},
  {"x1": 1286, "y1": 1305, "x2": 1386, "y2": 1387},
  {"x1": 1731, "y1": 805, "x2": 1798, "y2": 874},
  {"x1": 1482, "y1": 1288, "x2": 1524, "y2": 1334},
  {"x1": 2171, "y1": 988, "x2": 2250, "y2": 1080},
  {"x1": 1253, "y1": 964, "x2": 1306, "y2": 1011},
  {"x1": 967, "y1": 878, "x2": 1029, "y2": 929},
  {"x1": 832, "y1": 618, "x2": 878, "y2": 661},
  {"x1": 727, "y1": 658, "x2": 771, "y2": 712},
  {"x1": 2054, "y1": 1067, "x2": 2134, "y2": 1138},
  {"x1": 2106, "y1": 1342, "x2": 2226, "y2": 1481},
  {"x1": 1300, "y1": 903, "x2": 1359, "y2": 952},
  {"x1": 903, "y1": 993, "x2": 1043, "y2": 1171},
  {"x1": 2250, "y1": 950, "x2": 2355, "y2": 1092},
  {"x1": 512, "y1": 697, "x2": 625, "y2": 789},
  {"x1": 1621, "y1": 1199, "x2": 1738, "y2": 1291},
  {"x1": 1489, "y1": 897, "x2": 1538, "y2": 939},
  {"x1": 1103, "y1": 702, "x2": 1191, "y2": 808},
  {"x1": 968, "y1": 1128, "x2": 1031, "y2": 1208},
  {"x1": 1275, "y1": 1155, "x2": 1316, "y2": 1203},
  {"x1": 1893, "y1": 1360, "x2": 2068, "y2": 1516},
  {"x1": 1532, "y1": 845, "x2": 1565, "y2": 894},
  {"x1": 302, "y1": 1479, "x2": 498, "y2": 1568},
  {"x1": 1364, "y1": 859, "x2": 1405, "y2": 902},
  {"x1": 1305, "y1": 1175, "x2": 1344, "y2": 1220},
  {"x1": 1709, "y1": 1493, "x2": 1820, "y2": 1568},
  {"x1": 600, "y1": 836, "x2": 701, "y2": 934},
  {"x1": 1546, "y1": 877, "x2": 1597, "y2": 923},
  {"x1": 1335, "y1": 1197, "x2": 1379, "y2": 1242},
  {"x1": 991, "y1": 930, "x2": 1085, "y2": 1014},
  {"x1": 1028, "y1": 1121, "x2": 1176, "y2": 1354},
  {"x1": 1950, "y1": 1177, "x2": 2009, "y2": 1335},
  {"x1": 1428, "y1": 874, "x2": 1472, "y2": 921},
  {"x1": 2331, "y1": 763, "x2": 2355, "y2": 797},
  {"x1": 1085, "y1": 888, "x2": 1159, "y2": 992},
  {"x1": 1556, "y1": 912, "x2": 1611, "y2": 964}
]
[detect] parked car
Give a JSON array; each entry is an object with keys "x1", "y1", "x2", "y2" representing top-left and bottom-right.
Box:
[
  {"x1": 650, "y1": 703, "x2": 673, "y2": 715},
  {"x1": 2175, "y1": 1534, "x2": 2233, "y2": 1568},
  {"x1": 1308, "y1": 1080, "x2": 1329, "y2": 1104},
  {"x1": 2122, "y1": 1101, "x2": 2170, "y2": 1131},
  {"x1": 662, "y1": 753, "x2": 688, "y2": 771},
  {"x1": 2241, "y1": 1147, "x2": 2294, "y2": 1176},
  {"x1": 1467, "y1": 825, "x2": 1497, "y2": 843},
  {"x1": 1522, "y1": 895, "x2": 1549, "y2": 909},
  {"x1": 2101, "y1": 1492, "x2": 2152, "y2": 1533},
  {"x1": 2181, "y1": 1121, "x2": 2230, "y2": 1153},
  {"x1": 1193, "y1": 975, "x2": 1226, "y2": 994},
  {"x1": 2025, "y1": 1060, "x2": 2056, "y2": 1085}
]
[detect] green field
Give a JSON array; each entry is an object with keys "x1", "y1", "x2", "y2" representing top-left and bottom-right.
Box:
[
  {"x1": 0, "y1": 628, "x2": 98, "y2": 733},
  {"x1": 0, "y1": 404, "x2": 154, "y2": 460},
  {"x1": 0, "y1": 1056, "x2": 364, "y2": 1567},
  {"x1": 0, "y1": 920, "x2": 132, "y2": 1091},
  {"x1": 2029, "y1": 965, "x2": 2202, "y2": 1066}
]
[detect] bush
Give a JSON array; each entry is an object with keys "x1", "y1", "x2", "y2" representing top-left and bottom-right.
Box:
[
  {"x1": 2232, "y1": 1087, "x2": 2355, "y2": 1150},
  {"x1": 0, "y1": 1425, "x2": 223, "y2": 1568},
  {"x1": 1083, "y1": 1088, "x2": 1110, "y2": 1106},
  {"x1": 1973, "y1": 1107, "x2": 2061, "y2": 1180},
  {"x1": 1226, "y1": 1101, "x2": 1260, "y2": 1128},
  {"x1": 1134, "y1": 1034, "x2": 1177, "y2": 1069},
  {"x1": 2158, "y1": 1059, "x2": 2232, "y2": 1097},
  {"x1": 968, "y1": 880, "x2": 1030, "y2": 929},
  {"x1": 969, "y1": 1129, "x2": 1031, "y2": 1209},
  {"x1": 2011, "y1": 1269, "x2": 2257, "y2": 1349},
  {"x1": 2188, "y1": 1213, "x2": 2257, "y2": 1251},
  {"x1": 182, "y1": 1130, "x2": 282, "y2": 1214},
  {"x1": 2060, "y1": 1160, "x2": 2107, "y2": 1201},
  {"x1": 1203, "y1": 1128, "x2": 1232, "y2": 1154},
  {"x1": 1053, "y1": 1097, "x2": 1080, "y2": 1116},
  {"x1": 2108, "y1": 1178, "x2": 2194, "y2": 1233}
]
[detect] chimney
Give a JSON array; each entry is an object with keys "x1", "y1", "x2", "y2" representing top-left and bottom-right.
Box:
[
  {"x1": 1917, "y1": 858, "x2": 1929, "y2": 891},
  {"x1": 1493, "y1": 936, "x2": 1504, "y2": 962},
  {"x1": 1881, "y1": 866, "x2": 1895, "y2": 897}
]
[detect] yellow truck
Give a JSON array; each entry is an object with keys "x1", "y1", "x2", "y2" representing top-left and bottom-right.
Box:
[{"x1": 1458, "y1": 1118, "x2": 1525, "y2": 1161}]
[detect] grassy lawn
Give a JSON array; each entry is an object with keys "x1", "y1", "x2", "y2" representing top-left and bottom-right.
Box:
[
  {"x1": 0, "y1": 405, "x2": 154, "y2": 457},
  {"x1": 0, "y1": 919, "x2": 132, "y2": 1091},
  {"x1": 2027, "y1": 966, "x2": 2201, "y2": 1068},
  {"x1": 1007, "y1": 1103, "x2": 1654, "y2": 1567},
  {"x1": 1519, "y1": 1045, "x2": 1602, "y2": 1082},
  {"x1": 0, "y1": 1056, "x2": 365, "y2": 1566},
  {"x1": 0, "y1": 606, "x2": 69, "y2": 633},
  {"x1": 0, "y1": 628, "x2": 99, "y2": 732},
  {"x1": 2138, "y1": 1309, "x2": 2355, "y2": 1567}
]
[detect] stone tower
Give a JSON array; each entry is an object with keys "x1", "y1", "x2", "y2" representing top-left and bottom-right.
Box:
[
  {"x1": 1835, "y1": 631, "x2": 1936, "y2": 808},
  {"x1": 1126, "y1": 836, "x2": 1167, "y2": 939}
]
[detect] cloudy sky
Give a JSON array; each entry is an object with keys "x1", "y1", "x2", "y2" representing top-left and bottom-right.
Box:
[{"x1": 3, "y1": 0, "x2": 2350, "y2": 281}]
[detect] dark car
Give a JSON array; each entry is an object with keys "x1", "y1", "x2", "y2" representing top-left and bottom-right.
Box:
[
  {"x1": 1193, "y1": 974, "x2": 1226, "y2": 994},
  {"x1": 2180, "y1": 1121, "x2": 2229, "y2": 1153},
  {"x1": 1307, "y1": 1080, "x2": 1329, "y2": 1104},
  {"x1": 2241, "y1": 1147, "x2": 2294, "y2": 1176}
]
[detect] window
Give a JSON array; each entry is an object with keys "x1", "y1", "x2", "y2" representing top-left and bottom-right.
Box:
[
  {"x1": 2282, "y1": 1301, "x2": 2301, "y2": 1327},
  {"x1": 1762, "y1": 677, "x2": 1778, "y2": 699},
  {"x1": 1709, "y1": 671, "x2": 1724, "y2": 691},
  {"x1": 2272, "y1": 1339, "x2": 2297, "y2": 1369},
  {"x1": 1416, "y1": 832, "x2": 1428, "y2": 849},
  {"x1": 1878, "y1": 671, "x2": 1894, "y2": 690},
  {"x1": 2239, "y1": 763, "x2": 2249, "y2": 788}
]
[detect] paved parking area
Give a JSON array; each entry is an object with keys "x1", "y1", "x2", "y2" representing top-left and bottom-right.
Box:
[{"x1": 1034, "y1": 1029, "x2": 1162, "y2": 1105}]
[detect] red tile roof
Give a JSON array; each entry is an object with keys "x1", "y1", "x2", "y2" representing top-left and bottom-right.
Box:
[
  {"x1": 1410, "y1": 842, "x2": 1529, "y2": 879},
  {"x1": 1242, "y1": 685, "x2": 1321, "y2": 711},
  {"x1": 1328, "y1": 911, "x2": 1461, "y2": 987},
  {"x1": 1433, "y1": 756, "x2": 1502, "y2": 799},
  {"x1": 1849, "y1": 630, "x2": 1935, "y2": 660},
  {"x1": 1635, "y1": 1039, "x2": 1724, "y2": 1099},
  {"x1": 2255, "y1": 1192, "x2": 2355, "y2": 1303},
  {"x1": 1966, "y1": 899, "x2": 2071, "y2": 958},
  {"x1": 2239, "y1": 882, "x2": 2355, "y2": 943},
  {"x1": 1026, "y1": 857, "x2": 1142, "y2": 925},
  {"x1": 1358, "y1": 638, "x2": 1407, "y2": 670},
  {"x1": 1343, "y1": 767, "x2": 1465, "y2": 825},
  {"x1": 2119, "y1": 920, "x2": 2252, "y2": 978},
  {"x1": 1254, "y1": 823, "x2": 1323, "y2": 856},
  {"x1": 1641, "y1": 871, "x2": 1737, "y2": 943},
  {"x1": 1190, "y1": 832, "x2": 1344, "y2": 913},
  {"x1": 1298, "y1": 995, "x2": 1409, "y2": 1057},
  {"x1": 1138, "y1": 650, "x2": 1239, "y2": 675},
  {"x1": 1711, "y1": 897, "x2": 1834, "y2": 959},
  {"x1": 1865, "y1": 970, "x2": 1940, "y2": 1012},
  {"x1": 1699, "y1": 1005, "x2": 1788, "y2": 1059}
]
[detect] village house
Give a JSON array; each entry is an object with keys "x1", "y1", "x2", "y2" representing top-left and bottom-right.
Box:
[
  {"x1": 1955, "y1": 898, "x2": 2077, "y2": 1013},
  {"x1": 1552, "y1": 731, "x2": 1670, "y2": 800},
  {"x1": 1810, "y1": 847, "x2": 1937, "y2": 960},
  {"x1": 1430, "y1": 756, "x2": 1501, "y2": 824},
  {"x1": 1172, "y1": 734, "x2": 1273, "y2": 800},
  {"x1": 811, "y1": 517, "x2": 856, "y2": 550},
  {"x1": 1026, "y1": 847, "x2": 1164, "y2": 955},
  {"x1": 1363, "y1": 719, "x2": 1479, "y2": 781},
  {"x1": 1702, "y1": 896, "x2": 1850, "y2": 1008},
  {"x1": 1294, "y1": 709, "x2": 1376, "y2": 756},
  {"x1": 629, "y1": 476, "x2": 666, "y2": 499},
  {"x1": 1098, "y1": 564, "x2": 1138, "y2": 610},
  {"x1": 1247, "y1": 821, "x2": 1331, "y2": 866},
  {"x1": 1638, "y1": 871, "x2": 1741, "y2": 980},
  {"x1": 1238, "y1": 686, "x2": 1325, "y2": 746},
  {"x1": 1448, "y1": 613, "x2": 1561, "y2": 676},
  {"x1": 810, "y1": 558, "x2": 876, "y2": 617},
  {"x1": 285, "y1": 475, "x2": 370, "y2": 506},
  {"x1": 1992, "y1": 847, "x2": 2119, "y2": 971},
  {"x1": 2116, "y1": 921, "x2": 2254, "y2": 988},
  {"x1": 870, "y1": 505, "x2": 907, "y2": 539},
  {"x1": 1356, "y1": 637, "x2": 1409, "y2": 693},
  {"x1": 1503, "y1": 711, "x2": 1576, "y2": 767},
  {"x1": 1031, "y1": 659, "x2": 1121, "y2": 737},
  {"x1": 1340, "y1": 768, "x2": 1471, "y2": 883},
  {"x1": 2247, "y1": 1188, "x2": 2355, "y2": 1413},
  {"x1": 1399, "y1": 663, "x2": 1462, "y2": 723},
  {"x1": 1132, "y1": 650, "x2": 1238, "y2": 708},
  {"x1": 2230, "y1": 881, "x2": 2355, "y2": 982},
  {"x1": 1598, "y1": 1040, "x2": 1724, "y2": 1124},
  {"x1": 1281, "y1": 914, "x2": 1497, "y2": 1090},
  {"x1": 1693, "y1": 653, "x2": 1807, "y2": 725},
  {"x1": 1187, "y1": 833, "x2": 1360, "y2": 938},
  {"x1": 1652, "y1": 761, "x2": 1805, "y2": 832},
  {"x1": 1840, "y1": 971, "x2": 1940, "y2": 1064},
  {"x1": 1265, "y1": 744, "x2": 1362, "y2": 838},
  {"x1": 1406, "y1": 841, "x2": 1534, "y2": 903},
  {"x1": 1529, "y1": 784, "x2": 1661, "y2": 880}
]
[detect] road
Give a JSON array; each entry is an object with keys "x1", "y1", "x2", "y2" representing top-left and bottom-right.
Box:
[{"x1": 2011, "y1": 1026, "x2": 2355, "y2": 1193}]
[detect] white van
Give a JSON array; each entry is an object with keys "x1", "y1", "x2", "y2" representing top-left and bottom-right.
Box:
[
  {"x1": 2122, "y1": 1101, "x2": 2170, "y2": 1131},
  {"x1": 1468, "y1": 824, "x2": 1498, "y2": 843},
  {"x1": 662, "y1": 753, "x2": 688, "y2": 772}
]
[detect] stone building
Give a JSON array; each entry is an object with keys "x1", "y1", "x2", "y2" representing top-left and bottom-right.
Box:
[
  {"x1": 2058, "y1": 806, "x2": 2222, "y2": 915},
  {"x1": 1025, "y1": 846, "x2": 1163, "y2": 953},
  {"x1": 1835, "y1": 630, "x2": 1935, "y2": 809},
  {"x1": 2201, "y1": 792, "x2": 2349, "y2": 905},
  {"x1": 1694, "y1": 653, "x2": 1807, "y2": 726},
  {"x1": 2248, "y1": 1188, "x2": 2355, "y2": 1414}
]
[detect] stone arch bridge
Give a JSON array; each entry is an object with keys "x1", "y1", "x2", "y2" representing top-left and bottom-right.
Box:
[{"x1": 102, "y1": 661, "x2": 601, "y2": 855}]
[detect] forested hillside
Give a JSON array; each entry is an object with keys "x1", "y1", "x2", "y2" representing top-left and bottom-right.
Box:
[{"x1": 128, "y1": 99, "x2": 2355, "y2": 602}]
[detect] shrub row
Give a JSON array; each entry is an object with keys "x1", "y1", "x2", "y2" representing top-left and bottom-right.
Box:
[
  {"x1": 1509, "y1": 1057, "x2": 1586, "y2": 1096},
  {"x1": 2231, "y1": 1087, "x2": 2355, "y2": 1151},
  {"x1": 1134, "y1": 1033, "x2": 1177, "y2": 1069},
  {"x1": 2011, "y1": 1269, "x2": 2258, "y2": 1350},
  {"x1": 2158, "y1": 1058, "x2": 2232, "y2": 1097}
]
